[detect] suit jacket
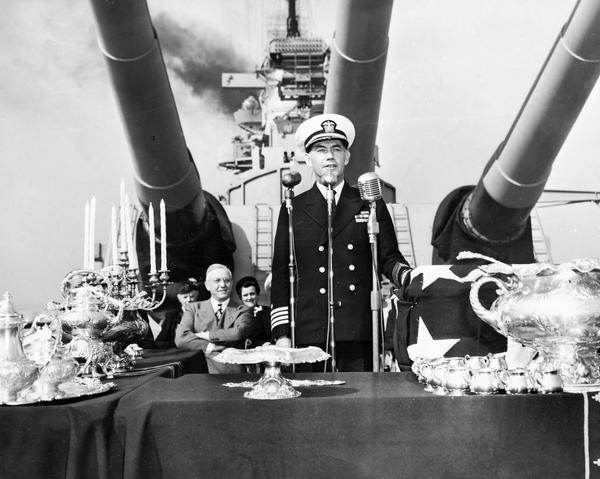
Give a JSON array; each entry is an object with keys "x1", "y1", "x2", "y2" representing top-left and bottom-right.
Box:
[
  {"x1": 138, "y1": 309, "x2": 182, "y2": 349},
  {"x1": 270, "y1": 182, "x2": 411, "y2": 345},
  {"x1": 174, "y1": 299, "x2": 253, "y2": 359}
]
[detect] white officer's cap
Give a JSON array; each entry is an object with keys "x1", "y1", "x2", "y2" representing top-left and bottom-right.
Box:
[{"x1": 295, "y1": 113, "x2": 356, "y2": 152}]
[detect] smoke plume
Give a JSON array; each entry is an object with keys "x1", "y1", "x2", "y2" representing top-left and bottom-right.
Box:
[{"x1": 154, "y1": 13, "x2": 258, "y2": 113}]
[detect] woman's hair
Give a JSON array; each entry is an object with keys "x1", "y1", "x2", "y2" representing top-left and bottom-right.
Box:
[
  {"x1": 176, "y1": 278, "x2": 200, "y2": 295},
  {"x1": 235, "y1": 276, "x2": 260, "y2": 298}
]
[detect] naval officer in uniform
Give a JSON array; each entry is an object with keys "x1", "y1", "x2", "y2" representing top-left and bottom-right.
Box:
[{"x1": 270, "y1": 113, "x2": 412, "y2": 372}]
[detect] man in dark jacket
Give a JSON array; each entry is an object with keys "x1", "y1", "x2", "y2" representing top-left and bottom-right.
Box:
[
  {"x1": 139, "y1": 278, "x2": 201, "y2": 349},
  {"x1": 270, "y1": 113, "x2": 412, "y2": 371}
]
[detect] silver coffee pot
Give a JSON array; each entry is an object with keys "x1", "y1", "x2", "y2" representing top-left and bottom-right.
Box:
[{"x1": 0, "y1": 293, "x2": 40, "y2": 403}]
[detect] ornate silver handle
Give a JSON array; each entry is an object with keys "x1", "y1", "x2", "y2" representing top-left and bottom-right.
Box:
[{"x1": 469, "y1": 276, "x2": 507, "y2": 332}]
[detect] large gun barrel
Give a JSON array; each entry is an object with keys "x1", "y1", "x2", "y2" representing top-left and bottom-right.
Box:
[
  {"x1": 90, "y1": 0, "x2": 235, "y2": 285},
  {"x1": 324, "y1": 0, "x2": 393, "y2": 185},
  {"x1": 90, "y1": 0, "x2": 202, "y2": 213},
  {"x1": 433, "y1": 0, "x2": 600, "y2": 263},
  {"x1": 469, "y1": 0, "x2": 600, "y2": 242}
]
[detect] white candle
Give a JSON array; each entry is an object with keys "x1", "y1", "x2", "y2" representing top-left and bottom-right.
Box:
[
  {"x1": 119, "y1": 180, "x2": 126, "y2": 252},
  {"x1": 148, "y1": 202, "x2": 157, "y2": 274},
  {"x1": 124, "y1": 194, "x2": 136, "y2": 269},
  {"x1": 89, "y1": 195, "x2": 96, "y2": 269},
  {"x1": 160, "y1": 199, "x2": 167, "y2": 271},
  {"x1": 110, "y1": 204, "x2": 118, "y2": 266},
  {"x1": 83, "y1": 200, "x2": 90, "y2": 269}
]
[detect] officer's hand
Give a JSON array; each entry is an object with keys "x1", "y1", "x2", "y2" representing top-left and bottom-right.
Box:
[{"x1": 275, "y1": 336, "x2": 292, "y2": 348}]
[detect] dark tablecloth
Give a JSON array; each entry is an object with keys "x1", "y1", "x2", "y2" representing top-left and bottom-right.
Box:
[
  {"x1": 113, "y1": 372, "x2": 600, "y2": 479},
  {"x1": 0, "y1": 370, "x2": 171, "y2": 479},
  {"x1": 129, "y1": 348, "x2": 208, "y2": 377}
]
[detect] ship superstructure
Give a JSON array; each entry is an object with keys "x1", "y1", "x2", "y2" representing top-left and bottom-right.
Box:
[
  {"x1": 219, "y1": 1, "x2": 417, "y2": 292},
  {"x1": 220, "y1": 0, "x2": 328, "y2": 203}
]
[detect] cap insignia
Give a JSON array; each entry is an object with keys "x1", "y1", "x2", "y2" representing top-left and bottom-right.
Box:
[{"x1": 321, "y1": 120, "x2": 336, "y2": 133}]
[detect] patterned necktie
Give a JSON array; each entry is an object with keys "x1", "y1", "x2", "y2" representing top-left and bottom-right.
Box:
[{"x1": 215, "y1": 303, "x2": 223, "y2": 326}]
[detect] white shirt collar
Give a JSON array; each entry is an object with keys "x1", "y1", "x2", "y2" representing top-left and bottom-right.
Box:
[
  {"x1": 210, "y1": 298, "x2": 230, "y2": 311},
  {"x1": 316, "y1": 180, "x2": 345, "y2": 203},
  {"x1": 147, "y1": 314, "x2": 162, "y2": 339}
]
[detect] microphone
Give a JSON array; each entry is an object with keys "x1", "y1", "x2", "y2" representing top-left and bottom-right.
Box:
[
  {"x1": 357, "y1": 172, "x2": 383, "y2": 203},
  {"x1": 323, "y1": 171, "x2": 338, "y2": 187},
  {"x1": 282, "y1": 170, "x2": 302, "y2": 188}
]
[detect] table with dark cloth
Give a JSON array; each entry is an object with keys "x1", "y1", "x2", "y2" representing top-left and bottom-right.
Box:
[
  {"x1": 113, "y1": 372, "x2": 600, "y2": 479},
  {"x1": 0, "y1": 348, "x2": 206, "y2": 479},
  {"x1": 0, "y1": 368, "x2": 172, "y2": 479}
]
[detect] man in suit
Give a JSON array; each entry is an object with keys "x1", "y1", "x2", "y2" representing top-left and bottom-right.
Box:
[
  {"x1": 270, "y1": 113, "x2": 412, "y2": 372},
  {"x1": 139, "y1": 278, "x2": 202, "y2": 350},
  {"x1": 175, "y1": 264, "x2": 253, "y2": 373}
]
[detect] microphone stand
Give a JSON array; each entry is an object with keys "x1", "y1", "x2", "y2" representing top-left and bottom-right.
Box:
[
  {"x1": 284, "y1": 187, "x2": 297, "y2": 373},
  {"x1": 326, "y1": 184, "x2": 337, "y2": 372},
  {"x1": 367, "y1": 200, "x2": 382, "y2": 372}
]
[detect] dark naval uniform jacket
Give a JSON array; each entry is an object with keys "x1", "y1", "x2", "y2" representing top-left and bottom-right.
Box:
[{"x1": 270, "y1": 182, "x2": 411, "y2": 346}]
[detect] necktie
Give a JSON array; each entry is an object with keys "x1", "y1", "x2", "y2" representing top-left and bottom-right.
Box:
[
  {"x1": 215, "y1": 303, "x2": 223, "y2": 326},
  {"x1": 328, "y1": 190, "x2": 337, "y2": 216},
  {"x1": 333, "y1": 190, "x2": 338, "y2": 216}
]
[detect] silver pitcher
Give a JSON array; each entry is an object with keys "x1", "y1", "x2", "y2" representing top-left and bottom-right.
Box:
[
  {"x1": 443, "y1": 363, "x2": 472, "y2": 396},
  {"x1": 533, "y1": 369, "x2": 564, "y2": 394},
  {"x1": 503, "y1": 368, "x2": 532, "y2": 395},
  {"x1": 470, "y1": 258, "x2": 600, "y2": 391},
  {"x1": 0, "y1": 293, "x2": 40, "y2": 403},
  {"x1": 469, "y1": 368, "x2": 502, "y2": 395}
]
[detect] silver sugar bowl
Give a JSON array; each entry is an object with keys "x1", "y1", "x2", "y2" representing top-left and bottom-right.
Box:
[{"x1": 35, "y1": 344, "x2": 80, "y2": 400}]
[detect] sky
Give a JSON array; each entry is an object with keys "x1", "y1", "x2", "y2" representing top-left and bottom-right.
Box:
[{"x1": 1, "y1": 0, "x2": 600, "y2": 310}]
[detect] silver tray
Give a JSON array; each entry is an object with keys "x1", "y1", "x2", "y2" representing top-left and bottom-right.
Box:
[{"x1": 1, "y1": 377, "x2": 116, "y2": 406}]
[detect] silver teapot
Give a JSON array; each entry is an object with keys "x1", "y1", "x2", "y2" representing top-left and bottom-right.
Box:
[
  {"x1": 0, "y1": 293, "x2": 40, "y2": 403},
  {"x1": 470, "y1": 258, "x2": 600, "y2": 391},
  {"x1": 60, "y1": 287, "x2": 113, "y2": 361}
]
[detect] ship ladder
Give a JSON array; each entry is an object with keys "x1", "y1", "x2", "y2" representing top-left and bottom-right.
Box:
[
  {"x1": 254, "y1": 204, "x2": 274, "y2": 282},
  {"x1": 530, "y1": 208, "x2": 553, "y2": 263},
  {"x1": 387, "y1": 204, "x2": 417, "y2": 268}
]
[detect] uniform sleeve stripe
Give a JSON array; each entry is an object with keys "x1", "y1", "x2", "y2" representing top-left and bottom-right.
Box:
[
  {"x1": 271, "y1": 318, "x2": 289, "y2": 329},
  {"x1": 271, "y1": 307, "x2": 288, "y2": 319},
  {"x1": 271, "y1": 306, "x2": 289, "y2": 329}
]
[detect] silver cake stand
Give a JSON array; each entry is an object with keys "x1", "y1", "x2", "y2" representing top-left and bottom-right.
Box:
[{"x1": 215, "y1": 345, "x2": 344, "y2": 399}]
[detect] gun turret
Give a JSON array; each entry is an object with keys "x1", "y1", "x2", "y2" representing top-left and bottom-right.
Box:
[
  {"x1": 89, "y1": 0, "x2": 235, "y2": 289},
  {"x1": 433, "y1": 0, "x2": 600, "y2": 264}
]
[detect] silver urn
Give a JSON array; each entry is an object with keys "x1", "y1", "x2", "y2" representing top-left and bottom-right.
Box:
[{"x1": 470, "y1": 258, "x2": 600, "y2": 391}]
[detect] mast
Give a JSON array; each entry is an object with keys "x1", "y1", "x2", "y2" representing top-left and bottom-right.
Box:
[{"x1": 287, "y1": 0, "x2": 300, "y2": 38}]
